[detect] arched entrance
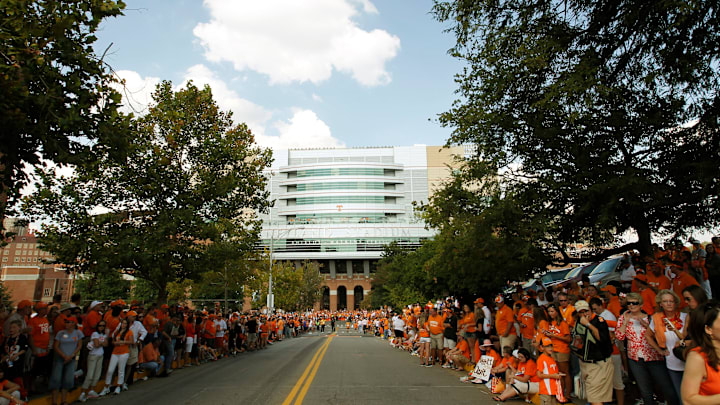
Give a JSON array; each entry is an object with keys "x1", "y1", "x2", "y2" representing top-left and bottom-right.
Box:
[
  {"x1": 337, "y1": 286, "x2": 347, "y2": 310},
  {"x1": 354, "y1": 285, "x2": 364, "y2": 309},
  {"x1": 321, "y1": 286, "x2": 330, "y2": 310}
]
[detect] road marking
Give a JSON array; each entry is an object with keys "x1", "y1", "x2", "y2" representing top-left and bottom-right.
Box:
[
  {"x1": 281, "y1": 334, "x2": 334, "y2": 405},
  {"x1": 293, "y1": 334, "x2": 334, "y2": 404}
]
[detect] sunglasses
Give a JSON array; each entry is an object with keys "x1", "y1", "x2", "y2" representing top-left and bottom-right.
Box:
[{"x1": 627, "y1": 302, "x2": 640, "y2": 306}]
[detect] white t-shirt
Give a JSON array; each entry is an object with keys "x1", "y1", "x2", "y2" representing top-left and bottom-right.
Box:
[
  {"x1": 650, "y1": 312, "x2": 688, "y2": 371},
  {"x1": 88, "y1": 331, "x2": 106, "y2": 356},
  {"x1": 620, "y1": 264, "x2": 637, "y2": 282},
  {"x1": 393, "y1": 316, "x2": 405, "y2": 331},
  {"x1": 215, "y1": 319, "x2": 227, "y2": 337}
]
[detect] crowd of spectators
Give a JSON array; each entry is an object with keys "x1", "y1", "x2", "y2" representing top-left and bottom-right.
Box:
[
  {"x1": 373, "y1": 237, "x2": 720, "y2": 405},
  {"x1": 0, "y1": 294, "x2": 342, "y2": 405},
  {"x1": 0, "y1": 236, "x2": 718, "y2": 405}
]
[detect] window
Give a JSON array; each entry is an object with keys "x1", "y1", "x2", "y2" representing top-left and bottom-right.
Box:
[
  {"x1": 296, "y1": 196, "x2": 385, "y2": 205},
  {"x1": 296, "y1": 168, "x2": 386, "y2": 177},
  {"x1": 3, "y1": 250, "x2": 8, "y2": 255},
  {"x1": 2, "y1": 257, "x2": 7, "y2": 262},
  {"x1": 21, "y1": 257, "x2": 25, "y2": 262},
  {"x1": 295, "y1": 182, "x2": 385, "y2": 191},
  {"x1": 13, "y1": 258, "x2": 18, "y2": 262},
  {"x1": 44, "y1": 288, "x2": 51, "y2": 297},
  {"x1": 33, "y1": 257, "x2": 37, "y2": 262}
]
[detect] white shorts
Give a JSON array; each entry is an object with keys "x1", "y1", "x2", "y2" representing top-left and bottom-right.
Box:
[
  {"x1": 419, "y1": 337, "x2": 431, "y2": 344},
  {"x1": 444, "y1": 338, "x2": 457, "y2": 349},
  {"x1": 511, "y1": 381, "x2": 539, "y2": 395},
  {"x1": 186, "y1": 336, "x2": 194, "y2": 352}
]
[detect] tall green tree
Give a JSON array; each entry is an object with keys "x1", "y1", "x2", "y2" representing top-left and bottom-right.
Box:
[
  {"x1": 432, "y1": 0, "x2": 720, "y2": 261},
  {"x1": 1, "y1": 0, "x2": 131, "y2": 228},
  {"x1": 74, "y1": 270, "x2": 131, "y2": 302},
  {"x1": 24, "y1": 81, "x2": 272, "y2": 302},
  {"x1": 249, "y1": 258, "x2": 324, "y2": 312}
]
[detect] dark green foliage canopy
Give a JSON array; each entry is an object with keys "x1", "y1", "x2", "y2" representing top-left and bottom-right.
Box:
[
  {"x1": 432, "y1": 0, "x2": 720, "y2": 260},
  {"x1": 1, "y1": 0, "x2": 130, "y2": 227}
]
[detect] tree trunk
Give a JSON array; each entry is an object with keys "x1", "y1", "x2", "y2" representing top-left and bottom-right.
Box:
[{"x1": 633, "y1": 219, "x2": 652, "y2": 258}]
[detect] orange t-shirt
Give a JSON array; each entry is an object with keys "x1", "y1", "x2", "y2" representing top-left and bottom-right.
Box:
[
  {"x1": 646, "y1": 273, "x2": 671, "y2": 292},
  {"x1": 548, "y1": 320, "x2": 570, "y2": 354},
  {"x1": 83, "y1": 310, "x2": 102, "y2": 337},
  {"x1": 518, "y1": 307, "x2": 534, "y2": 339},
  {"x1": 419, "y1": 322, "x2": 430, "y2": 338},
  {"x1": 457, "y1": 339, "x2": 471, "y2": 359},
  {"x1": 112, "y1": 330, "x2": 133, "y2": 355},
  {"x1": 427, "y1": 314, "x2": 446, "y2": 335},
  {"x1": 692, "y1": 347, "x2": 720, "y2": 396},
  {"x1": 486, "y1": 348, "x2": 502, "y2": 367},
  {"x1": 140, "y1": 342, "x2": 159, "y2": 363},
  {"x1": 607, "y1": 297, "x2": 622, "y2": 318},
  {"x1": 495, "y1": 305, "x2": 516, "y2": 336},
  {"x1": 673, "y1": 272, "x2": 700, "y2": 308},
  {"x1": 260, "y1": 323, "x2": 269, "y2": 335},
  {"x1": 537, "y1": 353, "x2": 559, "y2": 395},
  {"x1": 29, "y1": 315, "x2": 51, "y2": 354},
  {"x1": 640, "y1": 288, "x2": 657, "y2": 315},
  {"x1": 517, "y1": 359, "x2": 540, "y2": 383},
  {"x1": 103, "y1": 313, "x2": 121, "y2": 336},
  {"x1": 460, "y1": 313, "x2": 476, "y2": 333},
  {"x1": 559, "y1": 305, "x2": 576, "y2": 327}
]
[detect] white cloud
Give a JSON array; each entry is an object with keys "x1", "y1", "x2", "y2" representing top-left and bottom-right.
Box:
[
  {"x1": 113, "y1": 70, "x2": 161, "y2": 115},
  {"x1": 193, "y1": 0, "x2": 400, "y2": 86},
  {"x1": 111, "y1": 66, "x2": 344, "y2": 150},
  {"x1": 311, "y1": 93, "x2": 323, "y2": 102},
  {"x1": 258, "y1": 109, "x2": 345, "y2": 150},
  {"x1": 181, "y1": 64, "x2": 272, "y2": 136}
]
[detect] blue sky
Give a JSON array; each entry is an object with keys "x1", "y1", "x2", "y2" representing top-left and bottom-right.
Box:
[{"x1": 94, "y1": 0, "x2": 463, "y2": 149}]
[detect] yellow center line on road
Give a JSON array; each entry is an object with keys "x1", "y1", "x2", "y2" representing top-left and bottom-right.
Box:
[{"x1": 281, "y1": 334, "x2": 335, "y2": 405}]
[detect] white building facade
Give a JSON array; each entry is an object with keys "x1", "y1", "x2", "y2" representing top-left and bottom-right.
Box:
[{"x1": 258, "y1": 145, "x2": 464, "y2": 310}]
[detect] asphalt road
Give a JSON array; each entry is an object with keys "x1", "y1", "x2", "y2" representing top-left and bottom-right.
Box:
[{"x1": 96, "y1": 327, "x2": 497, "y2": 405}]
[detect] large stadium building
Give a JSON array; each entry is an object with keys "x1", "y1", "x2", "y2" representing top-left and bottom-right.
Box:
[{"x1": 258, "y1": 145, "x2": 467, "y2": 310}]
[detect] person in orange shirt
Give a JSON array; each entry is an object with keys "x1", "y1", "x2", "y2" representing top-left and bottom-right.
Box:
[
  {"x1": 536, "y1": 337, "x2": 563, "y2": 405},
  {"x1": 545, "y1": 304, "x2": 572, "y2": 400},
  {"x1": 427, "y1": 307, "x2": 447, "y2": 366},
  {"x1": 493, "y1": 348, "x2": 540, "y2": 401},
  {"x1": 495, "y1": 296, "x2": 517, "y2": 355},
  {"x1": 646, "y1": 263, "x2": 672, "y2": 293},
  {"x1": 100, "y1": 318, "x2": 133, "y2": 396},
  {"x1": 635, "y1": 274, "x2": 658, "y2": 315},
  {"x1": 671, "y1": 265, "x2": 700, "y2": 308},
  {"x1": 518, "y1": 299, "x2": 536, "y2": 354},
  {"x1": 459, "y1": 304, "x2": 477, "y2": 363},
  {"x1": 480, "y1": 339, "x2": 502, "y2": 368},
  {"x1": 83, "y1": 301, "x2": 104, "y2": 337},
  {"x1": 602, "y1": 285, "x2": 623, "y2": 318},
  {"x1": 557, "y1": 293, "x2": 575, "y2": 328},
  {"x1": 446, "y1": 335, "x2": 471, "y2": 370},
  {"x1": 29, "y1": 302, "x2": 52, "y2": 380}
]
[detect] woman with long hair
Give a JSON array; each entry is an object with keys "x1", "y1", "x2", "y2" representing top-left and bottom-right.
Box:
[
  {"x1": 684, "y1": 284, "x2": 709, "y2": 311},
  {"x1": 682, "y1": 301, "x2": 720, "y2": 404},
  {"x1": 647, "y1": 290, "x2": 686, "y2": 404},
  {"x1": 100, "y1": 318, "x2": 134, "y2": 396},
  {"x1": 616, "y1": 293, "x2": 678, "y2": 405},
  {"x1": 418, "y1": 313, "x2": 431, "y2": 367},
  {"x1": 545, "y1": 304, "x2": 571, "y2": 401},
  {"x1": 459, "y1": 304, "x2": 477, "y2": 363},
  {"x1": 78, "y1": 320, "x2": 108, "y2": 402}
]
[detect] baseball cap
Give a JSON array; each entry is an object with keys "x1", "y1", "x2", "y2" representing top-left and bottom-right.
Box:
[
  {"x1": 17, "y1": 300, "x2": 32, "y2": 309},
  {"x1": 126, "y1": 310, "x2": 138, "y2": 317},
  {"x1": 35, "y1": 302, "x2": 48, "y2": 310},
  {"x1": 495, "y1": 296, "x2": 504, "y2": 304},
  {"x1": 474, "y1": 297, "x2": 484, "y2": 304},
  {"x1": 541, "y1": 337, "x2": 553, "y2": 347},
  {"x1": 574, "y1": 300, "x2": 590, "y2": 312},
  {"x1": 601, "y1": 285, "x2": 617, "y2": 295},
  {"x1": 480, "y1": 339, "x2": 493, "y2": 347}
]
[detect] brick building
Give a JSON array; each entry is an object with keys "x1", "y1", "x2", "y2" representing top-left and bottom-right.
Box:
[{"x1": 1, "y1": 219, "x2": 72, "y2": 304}]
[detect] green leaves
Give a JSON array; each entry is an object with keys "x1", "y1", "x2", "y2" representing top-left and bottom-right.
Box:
[
  {"x1": 431, "y1": 0, "x2": 720, "y2": 261},
  {"x1": 23, "y1": 81, "x2": 272, "y2": 303}
]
